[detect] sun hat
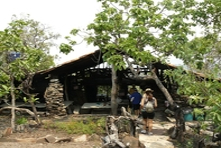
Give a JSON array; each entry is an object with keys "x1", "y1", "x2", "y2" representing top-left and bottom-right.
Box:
[{"x1": 145, "y1": 88, "x2": 154, "y2": 92}]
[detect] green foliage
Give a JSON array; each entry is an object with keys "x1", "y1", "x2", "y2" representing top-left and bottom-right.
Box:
[
  {"x1": 16, "y1": 116, "x2": 28, "y2": 125},
  {"x1": 166, "y1": 67, "x2": 221, "y2": 131},
  {"x1": 60, "y1": 0, "x2": 221, "y2": 132},
  {"x1": 61, "y1": 0, "x2": 199, "y2": 70},
  {"x1": 23, "y1": 96, "x2": 39, "y2": 103},
  {"x1": 59, "y1": 43, "x2": 73, "y2": 55},
  {"x1": 0, "y1": 15, "x2": 60, "y2": 130},
  {"x1": 0, "y1": 15, "x2": 58, "y2": 100},
  {"x1": 0, "y1": 85, "x2": 10, "y2": 97},
  {"x1": 43, "y1": 117, "x2": 106, "y2": 135},
  {"x1": 9, "y1": 14, "x2": 60, "y2": 70}
]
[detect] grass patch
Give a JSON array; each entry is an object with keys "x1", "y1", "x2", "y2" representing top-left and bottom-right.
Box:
[
  {"x1": 16, "y1": 116, "x2": 28, "y2": 125},
  {"x1": 43, "y1": 117, "x2": 106, "y2": 135}
]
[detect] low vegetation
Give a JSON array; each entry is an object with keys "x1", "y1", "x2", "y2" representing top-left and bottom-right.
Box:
[
  {"x1": 43, "y1": 117, "x2": 106, "y2": 135},
  {"x1": 15, "y1": 116, "x2": 28, "y2": 125}
]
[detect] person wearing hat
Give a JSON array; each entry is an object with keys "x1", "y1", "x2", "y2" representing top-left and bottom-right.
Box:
[
  {"x1": 140, "y1": 88, "x2": 158, "y2": 135},
  {"x1": 130, "y1": 88, "x2": 142, "y2": 116}
]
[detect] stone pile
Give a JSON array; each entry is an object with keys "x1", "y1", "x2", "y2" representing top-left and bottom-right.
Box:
[{"x1": 44, "y1": 79, "x2": 67, "y2": 116}]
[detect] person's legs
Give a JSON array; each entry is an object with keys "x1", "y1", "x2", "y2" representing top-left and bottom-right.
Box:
[
  {"x1": 137, "y1": 104, "x2": 140, "y2": 116},
  {"x1": 147, "y1": 119, "x2": 153, "y2": 132},
  {"x1": 134, "y1": 104, "x2": 140, "y2": 116},
  {"x1": 134, "y1": 109, "x2": 138, "y2": 116},
  {"x1": 141, "y1": 111, "x2": 148, "y2": 133},
  {"x1": 131, "y1": 104, "x2": 135, "y2": 115},
  {"x1": 138, "y1": 105, "x2": 142, "y2": 118},
  {"x1": 141, "y1": 118, "x2": 147, "y2": 133},
  {"x1": 146, "y1": 112, "x2": 155, "y2": 135},
  {"x1": 143, "y1": 119, "x2": 147, "y2": 130}
]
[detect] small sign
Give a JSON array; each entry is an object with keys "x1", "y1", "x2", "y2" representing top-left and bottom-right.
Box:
[{"x1": 8, "y1": 52, "x2": 21, "y2": 62}]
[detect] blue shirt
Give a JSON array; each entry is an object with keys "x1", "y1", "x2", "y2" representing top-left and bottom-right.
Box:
[{"x1": 130, "y1": 92, "x2": 142, "y2": 104}]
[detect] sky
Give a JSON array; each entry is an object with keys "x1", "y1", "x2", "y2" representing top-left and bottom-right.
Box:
[
  {"x1": 0, "y1": 0, "x2": 183, "y2": 66},
  {"x1": 0, "y1": 0, "x2": 102, "y2": 65}
]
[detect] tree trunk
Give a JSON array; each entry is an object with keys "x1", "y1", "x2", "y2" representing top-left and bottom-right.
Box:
[
  {"x1": 24, "y1": 74, "x2": 41, "y2": 125},
  {"x1": 127, "y1": 63, "x2": 174, "y2": 106},
  {"x1": 30, "y1": 101, "x2": 41, "y2": 125},
  {"x1": 111, "y1": 65, "x2": 118, "y2": 115},
  {"x1": 151, "y1": 69, "x2": 174, "y2": 105},
  {"x1": 10, "y1": 76, "x2": 16, "y2": 131}
]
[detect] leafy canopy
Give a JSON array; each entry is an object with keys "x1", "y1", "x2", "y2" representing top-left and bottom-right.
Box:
[
  {"x1": 10, "y1": 15, "x2": 61, "y2": 70},
  {"x1": 60, "y1": 0, "x2": 221, "y2": 131},
  {"x1": 60, "y1": 0, "x2": 198, "y2": 70},
  {"x1": 0, "y1": 16, "x2": 57, "y2": 98}
]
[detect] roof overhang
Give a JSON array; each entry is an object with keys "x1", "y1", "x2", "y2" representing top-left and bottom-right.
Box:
[{"x1": 34, "y1": 50, "x2": 103, "y2": 78}]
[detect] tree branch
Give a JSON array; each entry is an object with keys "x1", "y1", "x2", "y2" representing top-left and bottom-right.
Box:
[{"x1": 0, "y1": 106, "x2": 35, "y2": 117}]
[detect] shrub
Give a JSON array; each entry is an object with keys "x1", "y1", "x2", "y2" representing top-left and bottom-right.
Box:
[{"x1": 16, "y1": 117, "x2": 28, "y2": 125}]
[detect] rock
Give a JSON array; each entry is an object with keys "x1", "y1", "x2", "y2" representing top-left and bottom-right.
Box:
[
  {"x1": 122, "y1": 136, "x2": 140, "y2": 148},
  {"x1": 55, "y1": 137, "x2": 72, "y2": 143},
  {"x1": 36, "y1": 137, "x2": 47, "y2": 143},
  {"x1": 15, "y1": 124, "x2": 29, "y2": 132},
  {"x1": 2, "y1": 127, "x2": 12, "y2": 137},
  {"x1": 185, "y1": 121, "x2": 199, "y2": 127},
  {"x1": 102, "y1": 134, "x2": 119, "y2": 144},
  {"x1": 201, "y1": 130, "x2": 213, "y2": 136},
  {"x1": 29, "y1": 120, "x2": 38, "y2": 127},
  {"x1": 147, "y1": 142, "x2": 173, "y2": 148},
  {"x1": 153, "y1": 123, "x2": 174, "y2": 130},
  {"x1": 139, "y1": 134, "x2": 174, "y2": 148},
  {"x1": 88, "y1": 134, "x2": 100, "y2": 141},
  {"x1": 45, "y1": 135, "x2": 56, "y2": 143},
  {"x1": 41, "y1": 119, "x2": 53, "y2": 125},
  {"x1": 205, "y1": 142, "x2": 221, "y2": 148},
  {"x1": 74, "y1": 134, "x2": 87, "y2": 142},
  {"x1": 16, "y1": 138, "x2": 36, "y2": 143},
  {"x1": 166, "y1": 117, "x2": 176, "y2": 122},
  {"x1": 185, "y1": 125, "x2": 193, "y2": 132}
]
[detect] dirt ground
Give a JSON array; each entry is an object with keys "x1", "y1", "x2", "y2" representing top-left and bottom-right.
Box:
[
  {"x1": 0, "y1": 126, "x2": 102, "y2": 148},
  {"x1": 0, "y1": 114, "x2": 103, "y2": 148},
  {"x1": 0, "y1": 107, "x2": 169, "y2": 148}
]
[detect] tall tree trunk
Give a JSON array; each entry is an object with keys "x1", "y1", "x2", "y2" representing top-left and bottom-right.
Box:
[
  {"x1": 111, "y1": 65, "x2": 118, "y2": 115},
  {"x1": 10, "y1": 76, "x2": 16, "y2": 131},
  {"x1": 151, "y1": 69, "x2": 174, "y2": 105}
]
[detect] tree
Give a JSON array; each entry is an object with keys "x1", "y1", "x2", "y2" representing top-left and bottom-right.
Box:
[
  {"x1": 11, "y1": 14, "x2": 61, "y2": 70},
  {"x1": 165, "y1": 1, "x2": 221, "y2": 133},
  {"x1": 0, "y1": 16, "x2": 59, "y2": 130},
  {"x1": 60, "y1": 0, "x2": 201, "y2": 115}
]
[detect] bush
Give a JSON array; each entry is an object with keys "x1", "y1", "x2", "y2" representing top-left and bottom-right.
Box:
[{"x1": 16, "y1": 117, "x2": 28, "y2": 125}]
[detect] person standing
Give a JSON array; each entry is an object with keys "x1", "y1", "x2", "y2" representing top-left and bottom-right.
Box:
[
  {"x1": 127, "y1": 87, "x2": 135, "y2": 113},
  {"x1": 130, "y1": 88, "x2": 142, "y2": 116},
  {"x1": 140, "y1": 88, "x2": 157, "y2": 135}
]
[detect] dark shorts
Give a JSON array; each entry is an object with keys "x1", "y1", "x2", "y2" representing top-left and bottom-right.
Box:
[
  {"x1": 132, "y1": 104, "x2": 140, "y2": 110},
  {"x1": 142, "y1": 111, "x2": 155, "y2": 119}
]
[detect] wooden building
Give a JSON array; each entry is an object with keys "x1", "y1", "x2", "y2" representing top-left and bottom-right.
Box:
[
  {"x1": 32, "y1": 50, "x2": 178, "y2": 114},
  {"x1": 33, "y1": 50, "x2": 177, "y2": 104}
]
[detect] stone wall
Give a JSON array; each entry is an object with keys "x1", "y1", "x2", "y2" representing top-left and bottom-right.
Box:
[{"x1": 44, "y1": 79, "x2": 67, "y2": 116}]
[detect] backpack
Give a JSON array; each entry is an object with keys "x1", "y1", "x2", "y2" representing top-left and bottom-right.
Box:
[{"x1": 144, "y1": 100, "x2": 154, "y2": 113}]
